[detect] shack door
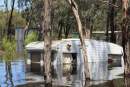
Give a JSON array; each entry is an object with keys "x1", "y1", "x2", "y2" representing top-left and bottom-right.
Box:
[
  {"x1": 63, "y1": 53, "x2": 77, "y2": 64},
  {"x1": 63, "y1": 53, "x2": 77, "y2": 75}
]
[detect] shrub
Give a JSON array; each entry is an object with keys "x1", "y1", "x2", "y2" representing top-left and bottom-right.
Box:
[
  {"x1": 25, "y1": 31, "x2": 38, "y2": 45},
  {"x1": 1, "y1": 37, "x2": 16, "y2": 61}
]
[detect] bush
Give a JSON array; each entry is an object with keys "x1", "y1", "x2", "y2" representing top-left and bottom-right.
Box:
[
  {"x1": 1, "y1": 37, "x2": 16, "y2": 61},
  {"x1": 25, "y1": 32, "x2": 38, "y2": 45}
]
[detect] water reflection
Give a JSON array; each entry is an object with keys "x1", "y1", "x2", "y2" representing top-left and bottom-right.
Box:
[
  {"x1": 89, "y1": 61, "x2": 108, "y2": 80},
  {"x1": 5, "y1": 61, "x2": 14, "y2": 87},
  {"x1": 0, "y1": 59, "x2": 126, "y2": 87},
  {"x1": 0, "y1": 60, "x2": 26, "y2": 87},
  {"x1": 124, "y1": 78, "x2": 130, "y2": 87},
  {"x1": 51, "y1": 61, "x2": 124, "y2": 87}
]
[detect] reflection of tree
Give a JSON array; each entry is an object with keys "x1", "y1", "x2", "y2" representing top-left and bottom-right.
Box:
[
  {"x1": 5, "y1": 61, "x2": 14, "y2": 87},
  {"x1": 107, "y1": 80, "x2": 114, "y2": 87},
  {"x1": 84, "y1": 80, "x2": 90, "y2": 87}
]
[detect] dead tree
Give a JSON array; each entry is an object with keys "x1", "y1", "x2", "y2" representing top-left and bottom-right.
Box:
[
  {"x1": 67, "y1": 0, "x2": 90, "y2": 79},
  {"x1": 42, "y1": 0, "x2": 52, "y2": 86}
]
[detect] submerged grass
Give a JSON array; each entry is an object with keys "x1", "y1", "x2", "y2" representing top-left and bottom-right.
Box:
[{"x1": 0, "y1": 32, "x2": 38, "y2": 61}]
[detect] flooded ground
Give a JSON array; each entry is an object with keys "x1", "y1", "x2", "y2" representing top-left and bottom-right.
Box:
[
  {"x1": 0, "y1": 60, "x2": 26, "y2": 87},
  {"x1": 0, "y1": 58, "x2": 129, "y2": 87}
]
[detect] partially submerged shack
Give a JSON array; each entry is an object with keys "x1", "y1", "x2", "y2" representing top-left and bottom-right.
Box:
[{"x1": 26, "y1": 39, "x2": 124, "y2": 80}]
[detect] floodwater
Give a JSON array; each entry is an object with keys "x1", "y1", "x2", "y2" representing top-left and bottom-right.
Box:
[
  {"x1": 0, "y1": 60, "x2": 26, "y2": 87},
  {"x1": 0, "y1": 58, "x2": 129, "y2": 87}
]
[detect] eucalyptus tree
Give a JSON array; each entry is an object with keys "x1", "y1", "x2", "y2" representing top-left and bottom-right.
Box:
[
  {"x1": 42, "y1": 0, "x2": 52, "y2": 86},
  {"x1": 106, "y1": 0, "x2": 122, "y2": 43},
  {"x1": 18, "y1": 0, "x2": 109, "y2": 39},
  {"x1": 67, "y1": 0, "x2": 90, "y2": 79},
  {"x1": 122, "y1": 0, "x2": 130, "y2": 75}
]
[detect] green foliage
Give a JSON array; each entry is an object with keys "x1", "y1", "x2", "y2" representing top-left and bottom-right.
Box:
[
  {"x1": 0, "y1": 11, "x2": 6, "y2": 30},
  {"x1": 1, "y1": 37, "x2": 16, "y2": 61},
  {"x1": 12, "y1": 11, "x2": 26, "y2": 28},
  {"x1": 0, "y1": 10, "x2": 26, "y2": 38},
  {"x1": 25, "y1": 32, "x2": 38, "y2": 45},
  {"x1": 0, "y1": 10, "x2": 26, "y2": 61},
  {"x1": 18, "y1": 0, "x2": 43, "y2": 28},
  {"x1": 17, "y1": 0, "x2": 124, "y2": 40}
]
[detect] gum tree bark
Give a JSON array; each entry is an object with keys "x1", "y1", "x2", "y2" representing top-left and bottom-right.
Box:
[
  {"x1": 122, "y1": 0, "x2": 130, "y2": 75},
  {"x1": 42, "y1": 0, "x2": 52, "y2": 86},
  {"x1": 67, "y1": 0, "x2": 90, "y2": 79}
]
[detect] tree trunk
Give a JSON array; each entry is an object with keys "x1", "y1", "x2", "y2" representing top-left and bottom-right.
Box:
[
  {"x1": 106, "y1": 0, "x2": 110, "y2": 41},
  {"x1": 64, "y1": 24, "x2": 71, "y2": 38},
  {"x1": 110, "y1": 0, "x2": 116, "y2": 43},
  {"x1": 124, "y1": 77, "x2": 130, "y2": 87},
  {"x1": 42, "y1": 0, "x2": 52, "y2": 86},
  {"x1": 122, "y1": 18, "x2": 130, "y2": 75},
  {"x1": 122, "y1": 0, "x2": 130, "y2": 75},
  {"x1": 58, "y1": 20, "x2": 63, "y2": 39},
  {"x1": 67, "y1": 0, "x2": 90, "y2": 79},
  {"x1": 84, "y1": 17, "x2": 91, "y2": 39},
  {"x1": 7, "y1": 0, "x2": 15, "y2": 40}
]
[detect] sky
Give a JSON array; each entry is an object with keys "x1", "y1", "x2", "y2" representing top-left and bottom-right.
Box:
[{"x1": 0, "y1": 0, "x2": 18, "y2": 10}]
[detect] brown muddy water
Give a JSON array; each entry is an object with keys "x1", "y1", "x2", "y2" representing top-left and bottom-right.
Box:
[{"x1": 0, "y1": 59, "x2": 129, "y2": 87}]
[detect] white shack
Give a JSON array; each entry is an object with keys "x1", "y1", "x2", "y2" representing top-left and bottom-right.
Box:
[{"x1": 26, "y1": 39, "x2": 124, "y2": 80}]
